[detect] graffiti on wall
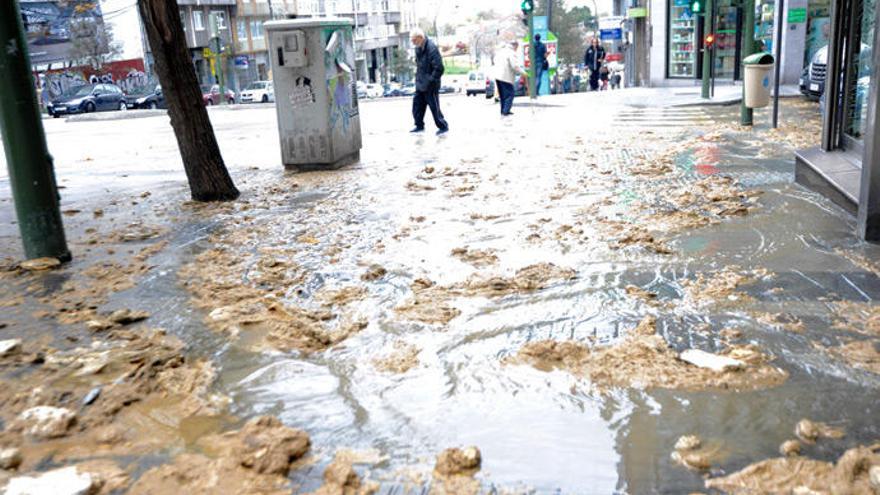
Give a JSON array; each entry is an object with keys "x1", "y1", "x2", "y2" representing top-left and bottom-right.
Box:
[
  {"x1": 36, "y1": 59, "x2": 151, "y2": 104},
  {"x1": 323, "y1": 28, "x2": 359, "y2": 133}
]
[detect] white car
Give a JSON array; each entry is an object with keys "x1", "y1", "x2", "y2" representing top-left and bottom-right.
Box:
[
  {"x1": 465, "y1": 71, "x2": 491, "y2": 96},
  {"x1": 240, "y1": 81, "x2": 274, "y2": 103},
  {"x1": 365, "y1": 83, "x2": 383, "y2": 98}
]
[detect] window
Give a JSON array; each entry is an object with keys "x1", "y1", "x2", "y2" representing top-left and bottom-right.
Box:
[
  {"x1": 250, "y1": 20, "x2": 264, "y2": 40},
  {"x1": 180, "y1": 11, "x2": 187, "y2": 31},
  {"x1": 212, "y1": 11, "x2": 227, "y2": 30},
  {"x1": 193, "y1": 10, "x2": 205, "y2": 31},
  {"x1": 237, "y1": 19, "x2": 247, "y2": 42}
]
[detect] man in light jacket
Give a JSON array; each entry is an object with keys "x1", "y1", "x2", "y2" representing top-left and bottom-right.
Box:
[
  {"x1": 495, "y1": 40, "x2": 527, "y2": 116},
  {"x1": 410, "y1": 28, "x2": 448, "y2": 135}
]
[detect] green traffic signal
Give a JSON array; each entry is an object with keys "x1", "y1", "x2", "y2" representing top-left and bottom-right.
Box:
[
  {"x1": 692, "y1": 0, "x2": 702, "y2": 13},
  {"x1": 521, "y1": 0, "x2": 534, "y2": 13}
]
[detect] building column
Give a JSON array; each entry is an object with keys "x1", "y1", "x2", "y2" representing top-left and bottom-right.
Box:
[{"x1": 778, "y1": 0, "x2": 808, "y2": 84}]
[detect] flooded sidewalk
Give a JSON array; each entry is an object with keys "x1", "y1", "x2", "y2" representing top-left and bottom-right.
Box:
[{"x1": 0, "y1": 94, "x2": 878, "y2": 494}]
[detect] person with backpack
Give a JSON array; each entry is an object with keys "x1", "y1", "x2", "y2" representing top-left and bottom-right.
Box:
[{"x1": 534, "y1": 34, "x2": 549, "y2": 95}]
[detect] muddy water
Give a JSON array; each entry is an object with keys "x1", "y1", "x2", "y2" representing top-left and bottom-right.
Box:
[{"x1": 2, "y1": 97, "x2": 879, "y2": 493}]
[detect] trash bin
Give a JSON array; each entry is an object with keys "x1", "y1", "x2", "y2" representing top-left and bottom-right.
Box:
[
  {"x1": 743, "y1": 52, "x2": 775, "y2": 109},
  {"x1": 265, "y1": 18, "x2": 362, "y2": 171}
]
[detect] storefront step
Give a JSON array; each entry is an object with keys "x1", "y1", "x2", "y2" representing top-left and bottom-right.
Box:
[{"x1": 795, "y1": 147, "x2": 862, "y2": 214}]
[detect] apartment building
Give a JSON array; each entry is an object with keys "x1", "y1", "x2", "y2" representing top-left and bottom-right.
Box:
[
  {"x1": 295, "y1": 0, "x2": 418, "y2": 83},
  {"x1": 232, "y1": 0, "x2": 296, "y2": 88},
  {"x1": 174, "y1": 0, "x2": 238, "y2": 89}
]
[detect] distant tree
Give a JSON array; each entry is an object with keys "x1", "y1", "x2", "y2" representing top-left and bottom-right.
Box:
[
  {"x1": 441, "y1": 23, "x2": 456, "y2": 36},
  {"x1": 537, "y1": 0, "x2": 595, "y2": 64},
  {"x1": 474, "y1": 10, "x2": 499, "y2": 21},
  {"x1": 390, "y1": 47, "x2": 414, "y2": 82},
  {"x1": 68, "y1": 17, "x2": 121, "y2": 70}
]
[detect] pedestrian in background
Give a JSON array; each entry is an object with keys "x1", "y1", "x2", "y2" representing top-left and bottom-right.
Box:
[
  {"x1": 495, "y1": 40, "x2": 527, "y2": 116},
  {"x1": 534, "y1": 34, "x2": 548, "y2": 95},
  {"x1": 410, "y1": 28, "x2": 449, "y2": 135},
  {"x1": 583, "y1": 38, "x2": 606, "y2": 91}
]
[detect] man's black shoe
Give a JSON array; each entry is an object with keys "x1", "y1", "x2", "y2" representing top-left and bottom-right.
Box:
[
  {"x1": 436, "y1": 128, "x2": 449, "y2": 136},
  {"x1": 410, "y1": 127, "x2": 425, "y2": 133}
]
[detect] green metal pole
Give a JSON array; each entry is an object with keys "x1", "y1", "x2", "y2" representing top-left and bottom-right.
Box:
[
  {"x1": 740, "y1": 0, "x2": 756, "y2": 125},
  {"x1": 701, "y1": 0, "x2": 714, "y2": 99},
  {"x1": 529, "y1": 9, "x2": 537, "y2": 99},
  {"x1": 0, "y1": 1, "x2": 70, "y2": 262},
  {"x1": 211, "y1": 14, "x2": 226, "y2": 106}
]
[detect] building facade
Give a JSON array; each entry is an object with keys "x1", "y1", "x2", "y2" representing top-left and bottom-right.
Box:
[
  {"x1": 643, "y1": 0, "x2": 831, "y2": 86},
  {"x1": 295, "y1": 0, "x2": 418, "y2": 83},
  {"x1": 232, "y1": 0, "x2": 297, "y2": 89}
]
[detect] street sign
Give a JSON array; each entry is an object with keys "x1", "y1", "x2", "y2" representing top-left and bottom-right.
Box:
[
  {"x1": 234, "y1": 55, "x2": 249, "y2": 68},
  {"x1": 627, "y1": 7, "x2": 648, "y2": 18},
  {"x1": 599, "y1": 16, "x2": 624, "y2": 40},
  {"x1": 788, "y1": 8, "x2": 807, "y2": 23}
]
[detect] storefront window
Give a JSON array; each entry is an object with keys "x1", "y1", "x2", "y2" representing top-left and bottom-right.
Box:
[
  {"x1": 846, "y1": 0, "x2": 875, "y2": 138},
  {"x1": 755, "y1": 0, "x2": 775, "y2": 51},
  {"x1": 669, "y1": 0, "x2": 697, "y2": 77},
  {"x1": 714, "y1": 0, "x2": 740, "y2": 80}
]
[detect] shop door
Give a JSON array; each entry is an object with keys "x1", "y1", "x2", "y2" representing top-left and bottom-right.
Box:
[
  {"x1": 714, "y1": 0, "x2": 743, "y2": 80},
  {"x1": 841, "y1": 0, "x2": 875, "y2": 150}
]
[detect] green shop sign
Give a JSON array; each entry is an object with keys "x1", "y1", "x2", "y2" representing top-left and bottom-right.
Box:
[
  {"x1": 788, "y1": 8, "x2": 807, "y2": 23},
  {"x1": 627, "y1": 7, "x2": 647, "y2": 18}
]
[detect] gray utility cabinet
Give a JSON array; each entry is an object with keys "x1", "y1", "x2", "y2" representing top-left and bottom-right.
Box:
[{"x1": 265, "y1": 18, "x2": 362, "y2": 170}]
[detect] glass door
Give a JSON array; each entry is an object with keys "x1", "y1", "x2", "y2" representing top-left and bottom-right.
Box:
[
  {"x1": 714, "y1": 0, "x2": 741, "y2": 80},
  {"x1": 843, "y1": 0, "x2": 875, "y2": 142},
  {"x1": 669, "y1": 0, "x2": 697, "y2": 78},
  {"x1": 755, "y1": 0, "x2": 776, "y2": 51}
]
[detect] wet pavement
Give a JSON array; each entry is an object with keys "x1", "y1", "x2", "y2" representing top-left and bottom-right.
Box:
[{"x1": 1, "y1": 92, "x2": 879, "y2": 494}]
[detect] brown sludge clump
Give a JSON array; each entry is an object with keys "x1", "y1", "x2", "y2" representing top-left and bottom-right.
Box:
[
  {"x1": 706, "y1": 443, "x2": 880, "y2": 494},
  {"x1": 513, "y1": 316, "x2": 788, "y2": 391},
  {"x1": 396, "y1": 264, "x2": 576, "y2": 325},
  {"x1": 306, "y1": 455, "x2": 379, "y2": 495},
  {"x1": 431, "y1": 446, "x2": 482, "y2": 495},
  {"x1": 130, "y1": 416, "x2": 310, "y2": 495},
  {"x1": 795, "y1": 419, "x2": 846, "y2": 444},
  {"x1": 373, "y1": 342, "x2": 420, "y2": 374}
]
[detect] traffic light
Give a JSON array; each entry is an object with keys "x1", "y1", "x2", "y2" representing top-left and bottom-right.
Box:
[
  {"x1": 521, "y1": 0, "x2": 534, "y2": 27},
  {"x1": 692, "y1": 0, "x2": 703, "y2": 13},
  {"x1": 704, "y1": 33, "x2": 715, "y2": 47}
]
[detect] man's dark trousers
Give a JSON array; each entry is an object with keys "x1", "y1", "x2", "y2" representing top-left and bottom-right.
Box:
[
  {"x1": 589, "y1": 70, "x2": 600, "y2": 91},
  {"x1": 497, "y1": 80, "x2": 514, "y2": 115},
  {"x1": 412, "y1": 86, "x2": 448, "y2": 131}
]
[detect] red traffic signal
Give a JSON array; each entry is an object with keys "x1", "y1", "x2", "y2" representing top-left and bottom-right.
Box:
[{"x1": 704, "y1": 33, "x2": 716, "y2": 47}]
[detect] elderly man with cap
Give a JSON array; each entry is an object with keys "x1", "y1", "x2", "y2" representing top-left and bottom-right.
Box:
[
  {"x1": 495, "y1": 39, "x2": 527, "y2": 117},
  {"x1": 409, "y1": 28, "x2": 449, "y2": 135}
]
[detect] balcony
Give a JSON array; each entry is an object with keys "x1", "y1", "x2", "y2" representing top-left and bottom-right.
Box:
[{"x1": 238, "y1": 2, "x2": 294, "y2": 17}]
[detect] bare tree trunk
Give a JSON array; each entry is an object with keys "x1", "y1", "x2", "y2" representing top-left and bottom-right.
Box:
[{"x1": 137, "y1": 0, "x2": 239, "y2": 202}]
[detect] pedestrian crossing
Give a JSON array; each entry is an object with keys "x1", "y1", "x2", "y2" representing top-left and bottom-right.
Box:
[{"x1": 614, "y1": 107, "x2": 715, "y2": 128}]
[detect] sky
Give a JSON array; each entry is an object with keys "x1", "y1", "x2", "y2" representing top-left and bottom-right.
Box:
[{"x1": 421, "y1": 0, "x2": 616, "y2": 25}]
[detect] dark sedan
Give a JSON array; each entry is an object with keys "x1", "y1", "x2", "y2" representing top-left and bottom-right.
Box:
[
  {"x1": 48, "y1": 83, "x2": 127, "y2": 117},
  {"x1": 126, "y1": 84, "x2": 166, "y2": 110}
]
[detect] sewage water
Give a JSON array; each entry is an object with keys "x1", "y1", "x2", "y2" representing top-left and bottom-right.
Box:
[{"x1": 1, "y1": 96, "x2": 878, "y2": 493}]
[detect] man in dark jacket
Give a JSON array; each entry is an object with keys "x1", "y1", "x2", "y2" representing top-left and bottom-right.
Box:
[
  {"x1": 583, "y1": 37, "x2": 606, "y2": 91},
  {"x1": 410, "y1": 29, "x2": 448, "y2": 135},
  {"x1": 534, "y1": 34, "x2": 548, "y2": 95}
]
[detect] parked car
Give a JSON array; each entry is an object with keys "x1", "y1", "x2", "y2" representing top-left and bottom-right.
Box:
[
  {"x1": 365, "y1": 83, "x2": 384, "y2": 98},
  {"x1": 202, "y1": 84, "x2": 236, "y2": 105},
  {"x1": 240, "y1": 81, "x2": 274, "y2": 103},
  {"x1": 401, "y1": 83, "x2": 416, "y2": 96},
  {"x1": 439, "y1": 84, "x2": 456, "y2": 94},
  {"x1": 125, "y1": 84, "x2": 165, "y2": 110},
  {"x1": 383, "y1": 83, "x2": 403, "y2": 97},
  {"x1": 48, "y1": 83, "x2": 127, "y2": 117},
  {"x1": 800, "y1": 46, "x2": 828, "y2": 100},
  {"x1": 465, "y1": 70, "x2": 492, "y2": 96},
  {"x1": 356, "y1": 81, "x2": 368, "y2": 99}
]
